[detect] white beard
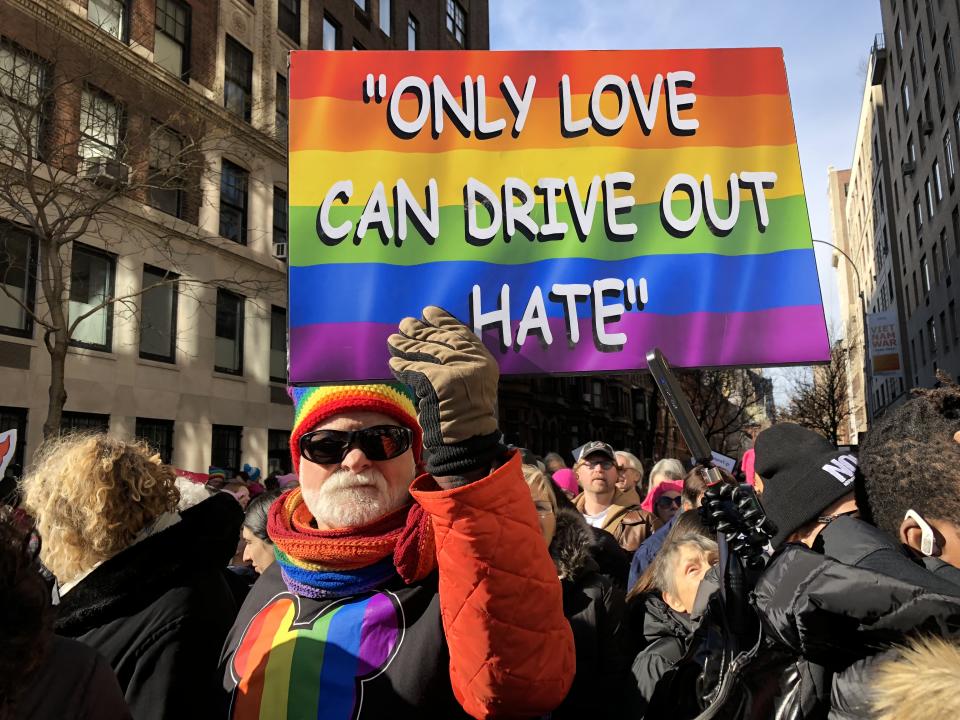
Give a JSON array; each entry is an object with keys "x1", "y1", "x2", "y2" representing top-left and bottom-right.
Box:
[{"x1": 301, "y1": 467, "x2": 410, "y2": 529}]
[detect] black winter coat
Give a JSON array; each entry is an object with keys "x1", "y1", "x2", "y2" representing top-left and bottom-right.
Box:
[
  {"x1": 549, "y1": 506, "x2": 632, "y2": 719},
  {"x1": 55, "y1": 494, "x2": 243, "y2": 719},
  {"x1": 660, "y1": 518, "x2": 960, "y2": 720},
  {"x1": 752, "y1": 531, "x2": 960, "y2": 719},
  {"x1": 13, "y1": 636, "x2": 131, "y2": 720},
  {"x1": 630, "y1": 594, "x2": 697, "y2": 710}
]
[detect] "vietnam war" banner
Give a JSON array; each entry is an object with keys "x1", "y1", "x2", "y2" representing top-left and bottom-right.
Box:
[{"x1": 287, "y1": 49, "x2": 830, "y2": 383}]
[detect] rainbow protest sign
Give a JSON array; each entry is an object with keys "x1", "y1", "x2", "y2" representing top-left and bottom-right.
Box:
[{"x1": 288, "y1": 49, "x2": 829, "y2": 383}]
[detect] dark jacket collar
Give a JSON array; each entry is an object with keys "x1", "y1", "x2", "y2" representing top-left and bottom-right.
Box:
[
  {"x1": 55, "y1": 493, "x2": 242, "y2": 636},
  {"x1": 641, "y1": 593, "x2": 697, "y2": 644}
]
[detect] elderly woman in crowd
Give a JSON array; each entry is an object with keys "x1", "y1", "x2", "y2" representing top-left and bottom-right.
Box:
[
  {"x1": 21, "y1": 434, "x2": 242, "y2": 719},
  {"x1": 628, "y1": 511, "x2": 718, "y2": 712}
]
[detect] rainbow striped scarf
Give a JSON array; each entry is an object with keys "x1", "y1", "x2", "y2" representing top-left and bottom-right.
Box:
[{"x1": 268, "y1": 488, "x2": 436, "y2": 599}]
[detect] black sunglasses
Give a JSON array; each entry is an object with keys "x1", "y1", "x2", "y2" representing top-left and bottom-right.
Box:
[
  {"x1": 656, "y1": 495, "x2": 683, "y2": 509},
  {"x1": 299, "y1": 425, "x2": 412, "y2": 465}
]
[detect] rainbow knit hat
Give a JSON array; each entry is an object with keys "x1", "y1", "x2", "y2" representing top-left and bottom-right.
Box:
[{"x1": 289, "y1": 383, "x2": 422, "y2": 472}]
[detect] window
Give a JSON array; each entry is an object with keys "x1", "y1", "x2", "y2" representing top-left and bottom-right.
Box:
[
  {"x1": 0, "y1": 221, "x2": 35, "y2": 337},
  {"x1": 224, "y1": 36, "x2": 252, "y2": 122},
  {"x1": 219, "y1": 160, "x2": 248, "y2": 244},
  {"x1": 273, "y1": 186, "x2": 287, "y2": 248},
  {"x1": 592, "y1": 380, "x2": 602, "y2": 408},
  {"x1": 917, "y1": 27, "x2": 927, "y2": 72},
  {"x1": 0, "y1": 39, "x2": 48, "y2": 157},
  {"x1": 379, "y1": 0, "x2": 391, "y2": 35},
  {"x1": 352, "y1": 41, "x2": 365, "y2": 51},
  {"x1": 270, "y1": 305, "x2": 286, "y2": 382},
  {"x1": 323, "y1": 14, "x2": 340, "y2": 50},
  {"x1": 926, "y1": 177, "x2": 936, "y2": 216},
  {"x1": 951, "y1": 301, "x2": 959, "y2": 342},
  {"x1": 275, "y1": 74, "x2": 288, "y2": 143},
  {"x1": 215, "y1": 288, "x2": 243, "y2": 375},
  {"x1": 78, "y1": 87, "x2": 123, "y2": 163},
  {"x1": 913, "y1": 270, "x2": 920, "y2": 306},
  {"x1": 946, "y1": 130, "x2": 957, "y2": 181},
  {"x1": 136, "y1": 417, "x2": 174, "y2": 464},
  {"x1": 942, "y1": 228, "x2": 951, "y2": 273},
  {"x1": 934, "y1": 159, "x2": 944, "y2": 201},
  {"x1": 928, "y1": 317, "x2": 938, "y2": 354},
  {"x1": 915, "y1": 193, "x2": 923, "y2": 231},
  {"x1": 211, "y1": 424, "x2": 242, "y2": 476},
  {"x1": 155, "y1": 0, "x2": 189, "y2": 79},
  {"x1": 902, "y1": 78, "x2": 911, "y2": 120},
  {"x1": 911, "y1": 337, "x2": 918, "y2": 368},
  {"x1": 908, "y1": 133, "x2": 916, "y2": 162},
  {"x1": 446, "y1": 0, "x2": 466, "y2": 45},
  {"x1": 947, "y1": 27, "x2": 957, "y2": 78},
  {"x1": 0, "y1": 406, "x2": 27, "y2": 474},
  {"x1": 941, "y1": 312, "x2": 950, "y2": 352},
  {"x1": 933, "y1": 243, "x2": 941, "y2": 285},
  {"x1": 354, "y1": 0, "x2": 368, "y2": 10},
  {"x1": 922, "y1": 254, "x2": 931, "y2": 293},
  {"x1": 935, "y1": 60, "x2": 945, "y2": 111},
  {"x1": 407, "y1": 14, "x2": 418, "y2": 50},
  {"x1": 954, "y1": 207, "x2": 960, "y2": 257},
  {"x1": 899, "y1": 232, "x2": 906, "y2": 274},
  {"x1": 139, "y1": 265, "x2": 178, "y2": 362},
  {"x1": 88, "y1": 0, "x2": 125, "y2": 40},
  {"x1": 896, "y1": 20, "x2": 904, "y2": 54},
  {"x1": 62, "y1": 411, "x2": 110, "y2": 433},
  {"x1": 278, "y1": 0, "x2": 300, "y2": 42},
  {"x1": 69, "y1": 244, "x2": 115, "y2": 351},
  {"x1": 268, "y1": 428, "x2": 291, "y2": 475},
  {"x1": 148, "y1": 126, "x2": 184, "y2": 217}
]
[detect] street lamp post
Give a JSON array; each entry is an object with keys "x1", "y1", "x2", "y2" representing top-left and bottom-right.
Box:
[{"x1": 811, "y1": 238, "x2": 873, "y2": 427}]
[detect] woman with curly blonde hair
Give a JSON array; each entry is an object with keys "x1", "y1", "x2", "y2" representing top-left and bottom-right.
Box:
[{"x1": 22, "y1": 433, "x2": 243, "y2": 719}]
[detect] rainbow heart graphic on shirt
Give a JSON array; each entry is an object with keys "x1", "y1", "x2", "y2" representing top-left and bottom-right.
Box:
[{"x1": 230, "y1": 591, "x2": 404, "y2": 720}]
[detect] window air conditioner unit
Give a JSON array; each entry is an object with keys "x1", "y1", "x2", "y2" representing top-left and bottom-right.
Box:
[
  {"x1": 921, "y1": 120, "x2": 934, "y2": 135},
  {"x1": 83, "y1": 158, "x2": 129, "y2": 187},
  {"x1": 902, "y1": 160, "x2": 916, "y2": 175},
  {"x1": 272, "y1": 242, "x2": 288, "y2": 260}
]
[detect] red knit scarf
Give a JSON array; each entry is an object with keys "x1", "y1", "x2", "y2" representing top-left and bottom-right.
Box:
[{"x1": 268, "y1": 488, "x2": 437, "y2": 585}]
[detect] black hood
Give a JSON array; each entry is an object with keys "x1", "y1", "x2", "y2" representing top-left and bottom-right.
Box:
[
  {"x1": 55, "y1": 493, "x2": 242, "y2": 636},
  {"x1": 549, "y1": 505, "x2": 598, "y2": 581}
]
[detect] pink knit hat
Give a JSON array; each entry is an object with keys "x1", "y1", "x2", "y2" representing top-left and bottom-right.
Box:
[
  {"x1": 551, "y1": 468, "x2": 578, "y2": 497},
  {"x1": 741, "y1": 448, "x2": 756, "y2": 486},
  {"x1": 641, "y1": 479, "x2": 684, "y2": 513}
]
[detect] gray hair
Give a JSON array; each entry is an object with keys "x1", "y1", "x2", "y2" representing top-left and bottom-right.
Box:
[
  {"x1": 652, "y1": 534, "x2": 718, "y2": 601},
  {"x1": 650, "y1": 458, "x2": 685, "y2": 482},
  {"x1": 615, "y1": 450, "x2": 643, "y2": 477},
  {"x1": 543, "y1": 452, "x2": 566, "y2": 468}
]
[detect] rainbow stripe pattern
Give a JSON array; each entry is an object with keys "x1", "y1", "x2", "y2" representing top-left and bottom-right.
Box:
[
  {"x1": 288, "y1": 50, "x2": 830, "y2": 382},
  {"x1": 230, "y1": 591, "x2": 403, "y2": 719}
]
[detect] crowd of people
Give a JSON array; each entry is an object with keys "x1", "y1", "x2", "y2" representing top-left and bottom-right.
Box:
[{"x1": 2, "y1": 306, "x2": 960, "y2": 719}]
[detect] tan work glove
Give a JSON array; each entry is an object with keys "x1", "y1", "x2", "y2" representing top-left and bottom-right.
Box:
[{"x1": 387, "y1": 306, "x2": 504, "y2": 478}]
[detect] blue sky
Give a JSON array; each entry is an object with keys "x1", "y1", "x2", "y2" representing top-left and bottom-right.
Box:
[{"x1": 490, "y1": 0, "x2": 883, "y2": 353}]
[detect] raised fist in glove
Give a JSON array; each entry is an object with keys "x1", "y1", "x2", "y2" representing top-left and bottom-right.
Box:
[{"x1": 388, "y1": 306, "x2": 503, "y2": 480}]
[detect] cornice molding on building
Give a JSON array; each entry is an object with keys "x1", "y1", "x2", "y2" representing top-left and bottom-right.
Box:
[{"x1": 10, "y1": 0, "x2": 286, "y2": 164}]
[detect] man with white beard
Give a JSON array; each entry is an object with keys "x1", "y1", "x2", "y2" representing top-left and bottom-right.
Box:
[{"x1": 220, "y1": 308, "x2": 574, "y2": 719}]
